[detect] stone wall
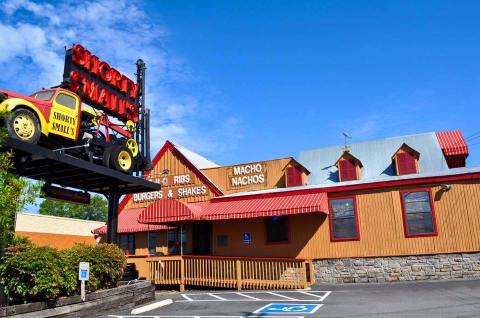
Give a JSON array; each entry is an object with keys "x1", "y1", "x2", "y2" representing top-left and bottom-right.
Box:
[{"x1": 314, "y1": 253, "x2": 480, "y2": 284}]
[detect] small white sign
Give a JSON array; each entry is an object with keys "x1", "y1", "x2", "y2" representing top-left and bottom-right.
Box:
[{"x1": 79, "y1": 262, "x2": 90, "y2": 281}]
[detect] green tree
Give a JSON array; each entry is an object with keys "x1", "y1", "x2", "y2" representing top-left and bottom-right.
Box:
[
  {"x1": 0, "y1": 113, "x2": 38, "y2": 256},
  {"x1": 39, "y1": 194, "x2": 108, "y2": 221}
]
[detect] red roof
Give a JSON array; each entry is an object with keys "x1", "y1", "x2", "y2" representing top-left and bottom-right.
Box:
[
  {"x1": 436, "y1": 130, "x2": 469, "y2": 156},
  {"x1": 93, "y1": 208, "x2": 173, "y2": 234},
  {"x1": 117, "y1": 140, "x2": 223, "y2": 213},
  {"x1": 138, "y1": 199, "x2": 204, "y2": 224},
  {"x1": 202, "y1": 192, "x2": 328, "y2": 220},
  {"x1": 138, "y1": 192, "x2": 329, "y2": 224}
]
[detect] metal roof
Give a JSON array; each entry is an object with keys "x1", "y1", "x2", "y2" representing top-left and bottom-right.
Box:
[
  {"x1": 173, "y1": 142, "x2": 220, "y2": 169},
  {"x1": 299, "y1": 132, "x2": 449, "y2": 185},
  {"x1": 218, "y1": 166, "x2": 480, "y2": 199}
]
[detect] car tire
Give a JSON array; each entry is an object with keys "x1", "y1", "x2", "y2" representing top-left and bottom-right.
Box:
[
  {"x1": 6, "y1": 108, "x2": 41, "y2": 144},
  {"x1": 102, "y1": 146, "x2": 112, "y2": 169},
  {"x1": 110, "y1": 146, "x2": 134, "y2": 174}
]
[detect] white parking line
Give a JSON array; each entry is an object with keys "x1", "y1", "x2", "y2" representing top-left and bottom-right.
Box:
[
  {"x1": 176, "y1": 290, "x2": 332, "y2": 302},
  {"x1": 298, "y1": 290, "x2": 331, "y2": 301},
  {"x1": 318, "y1": 291, "x2": 331, "y2": 302},
  {"x1": 131, "y1": 299, "x2": 173, "y2": 315},
  {"x1": 110, "y1": 316, "x2": 305, "y2": 318},
  {"x1": 267, "y1": 292, "x2": 297, "y2": 300},
  {"x1": 208, "y1": 293, "x2": 227, "y2": 300},
  {"x1": 236, "y1": 293, "x2": 260, "y2": 300}
]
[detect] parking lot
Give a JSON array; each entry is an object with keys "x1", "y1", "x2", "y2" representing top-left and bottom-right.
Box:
[{"x1": 107, "y1": 279, "x2": 480, "y2": 318}]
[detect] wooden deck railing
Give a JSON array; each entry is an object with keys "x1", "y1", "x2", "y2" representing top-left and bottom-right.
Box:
[{"x1": 143, "y1": 255, "x2": 314, "y2": 291}]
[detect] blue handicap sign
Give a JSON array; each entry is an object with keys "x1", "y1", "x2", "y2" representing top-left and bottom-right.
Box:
[
  {"x1": 243, "y1": 232, "x2": 251, "y2": 244},
  {"x1": 80, "y1": 270, "x2": 87, "y2": 279},
  {"x1": 254, "y1": 303, "x2": 322, "y2": 315}
]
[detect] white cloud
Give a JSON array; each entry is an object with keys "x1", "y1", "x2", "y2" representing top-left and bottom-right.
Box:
[
  {"x1": 331, "y1": 90, "x2": 439, "y2": 142},
  {"x1": 0, "y1": 0, "x2": 241, "y2": 162}
]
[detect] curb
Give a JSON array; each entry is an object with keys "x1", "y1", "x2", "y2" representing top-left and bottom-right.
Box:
[{"x1": 131, "y1": 298, "x2": 173, "y2": 315}]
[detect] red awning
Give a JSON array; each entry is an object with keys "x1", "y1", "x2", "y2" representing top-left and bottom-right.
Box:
[
  {"x1": 138, "y1": 199, "x2": 203, "y2": 224},
  {"x1": 201, "y1": 192, "x2": 329, "y2": 220},
  {"x1": 436, "y1": 130, "x2": 469, "y2": 156},
  {"x1": 93, "y1": 208, "x2": 173, "y2": 234},
  {"x1": 138, "y1": 192, "x2": 329, "y2": 224}
]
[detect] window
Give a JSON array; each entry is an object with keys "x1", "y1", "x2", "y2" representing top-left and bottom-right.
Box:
[
  {"x1": 329, "y1": 197, "x2": 359, "y2": 241},
  {"x1": 30, "y1": 90, "x2": 55, "y2": 101},
  {"x1": 148, "y1": 232, "x2": 157, "y2": 255},
  {"x1": 265, "y1": 216, "x2": 289, "y2": 243},
  {"x1": 167, "y1": 228, "x2": 187, "y2": 255},
  {"x1": 217, "y1": 235, "x2": 228, "y2": 247},
  {"x1": 400, "y1": 190, "x2": 437, "y2": 237},
  {"x1": 339, "y1": 159, "x2": 357, "y2": 181},
  {"x1": 55, "y1": 93, "x2": 77, "y2": 109},
  {"x1": 119, "y1": 234, "x2": 135, "y2": 255},
  {"x1": 396, "y1": 152, "x2": 417, "y2": 175},
  {"x1": 286, "y1": 166, "x2": 303, "y2": 187}
]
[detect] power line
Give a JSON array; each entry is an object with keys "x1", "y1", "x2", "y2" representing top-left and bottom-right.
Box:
[
  {"x1": 467, "y1": 134, "x2": 480, "y2": 142},
  {"x1": 466, "y1": 130, "x2": 480, "y2": 140},
  {"x1": 468, "y1": 140, "x2": 480, "y2": 147}
]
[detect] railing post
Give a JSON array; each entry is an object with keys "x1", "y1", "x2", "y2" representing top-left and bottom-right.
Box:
[
  {"x1": 302, "y1": 261, "x2": 308, "y2": 289},
  {"x1": 236, "y1": 259, "x2": 242, "y2": 290},
  {"x1": 148, "y1": 261, "x2": 154, "y2": 284},
  {"x1": 309, "y1": 260, "x2": 316, "y2": 285},
  {"x1": 180, "y1": 257, "x2": 185, "y2": 292}
]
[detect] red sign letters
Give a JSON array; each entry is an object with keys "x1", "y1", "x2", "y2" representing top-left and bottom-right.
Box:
[{"x1": 63, "y1": 44, "x2": 139, "y2": 122}]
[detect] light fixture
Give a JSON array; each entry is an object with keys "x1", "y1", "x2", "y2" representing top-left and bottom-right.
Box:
[{"x1": 440, "y1": 184, "x2": 451, "y2": 191}]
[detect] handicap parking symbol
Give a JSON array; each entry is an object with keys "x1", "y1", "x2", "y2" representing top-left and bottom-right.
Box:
[{"x1": 254, "y1": 303, "x2": 323, "y2": 314}]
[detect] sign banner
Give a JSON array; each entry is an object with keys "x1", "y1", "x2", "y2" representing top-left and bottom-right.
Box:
[
  {"x1": 63, "y1": 44, "x2": 139, "y2": 122},
  {"x1": 134, "y1": 173, "x2": 207, "y2": 202},
  {"x1": 228, "y1": 163, "x2": 267, "y2": 188}
]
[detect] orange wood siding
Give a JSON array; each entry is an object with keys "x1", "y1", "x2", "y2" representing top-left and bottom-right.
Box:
[
  {"x1": 16, "y1": 231, "x2": 97, "y2": 249},
  {"x1": 124, "y1": 149, "x2": 217, "y2": 210},
  {"x1": 202, "y1": 158, "x2": 306, "y2": 194},
  {"x1": 213, "y1": 180, "x2": 480, "y2": 259}
]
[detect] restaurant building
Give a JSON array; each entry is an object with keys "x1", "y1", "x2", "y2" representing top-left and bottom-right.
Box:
[
  {"x1": 16, "y1": 213, "x2": 104, "y2": 249},
  {"x1": 94, "y1": 130, "x2": 480, "y2": 284}
]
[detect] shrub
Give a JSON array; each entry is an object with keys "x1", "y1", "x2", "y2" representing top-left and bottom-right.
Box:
[
  {"x1": 63, "y1": 243, "x2": 127, "y2": 294},
  {"x1": 4, "y1": 235, "x2": 33, "y2": 256},
  {"x1": 0, "y1": 244, "x2": 67, "y2": 304},
  {"x1": 0, "y1": 240, "x2": 127, "y2": 304}
]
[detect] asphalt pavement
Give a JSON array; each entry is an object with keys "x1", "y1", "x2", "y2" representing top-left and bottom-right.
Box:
[{"x1": 106, "y1": 279, "x2": 480, "y2": 318}]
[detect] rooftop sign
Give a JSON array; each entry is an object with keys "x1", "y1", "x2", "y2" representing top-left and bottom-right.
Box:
[
  {"x1": 133, "y1": 173, "x2": 208, "y2": 202},
  {"x1": 228, "y1": 163, "x2": 267, "y2": 188},
  {"x1": 63, "y1": 44, "x2": 139, "y2": 122}
]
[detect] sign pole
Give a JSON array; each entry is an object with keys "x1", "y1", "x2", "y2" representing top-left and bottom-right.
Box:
[
  {"x1": 78, "y1": 262, "x2": 90, "y2": 302},
  {"x1": 81, "y1": 280, "x2": 85, "y2": 302},
  {"x1": 107, "y1": 189, "x2": 119, "y2": 244},
  {"x1": 180, "y1": 223, "x2": 183, "y2": 256}
]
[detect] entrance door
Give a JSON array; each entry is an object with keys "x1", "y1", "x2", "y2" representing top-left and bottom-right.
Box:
[
  {"x1": 192, "y1": 221, "x2": 212, "y2": 255},
  {"x1": 167, "y1": 228, "x2": 186, "y2": 255}
]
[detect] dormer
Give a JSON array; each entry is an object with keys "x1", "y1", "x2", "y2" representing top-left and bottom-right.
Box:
[
  {"x1": 335, "y1": 151, "x2": 363, "y2": 182},
  {"x1": 285, "y1": 161, "x2": 310, "y2": 187},
  {"x1": 392, "y1": 143, "x2": 420, "y2": 175}
]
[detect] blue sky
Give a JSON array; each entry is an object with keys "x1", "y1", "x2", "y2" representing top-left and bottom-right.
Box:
[{"x1": 1, "y1": 0, "x2": 479, "y2": 167}]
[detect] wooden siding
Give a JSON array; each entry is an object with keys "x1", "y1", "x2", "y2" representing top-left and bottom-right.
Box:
[
  {"x1": 124, "y1": 148, "x2": 217, "y2": 210},
  {"x1": 213, "y1": 180, "x2": 480, "y2": 259},
  {"x1": 202, "y1": 158, "x2": 307, "y2": 194}
]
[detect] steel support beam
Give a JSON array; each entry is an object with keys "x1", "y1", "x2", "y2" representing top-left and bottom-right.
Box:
[{"x1": 106, "y1": 189, "x2": 120, "y2": 244}]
